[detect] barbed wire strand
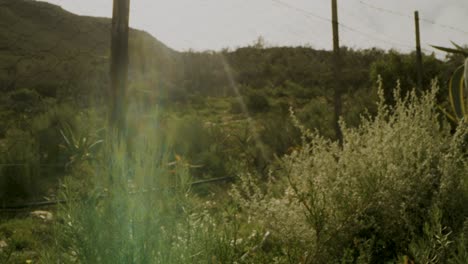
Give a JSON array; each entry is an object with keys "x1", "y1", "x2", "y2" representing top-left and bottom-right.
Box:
[{"x1": 355, "y1": 0, "x2": 468, "y2": 35}]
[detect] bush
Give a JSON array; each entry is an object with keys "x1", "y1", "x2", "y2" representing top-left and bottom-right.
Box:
[
  {"x1": 163, "y1": 115, "x2": 233, "y2": 180},
  {"x1": 0, "y1": 128, "x2": 41, "y2": 202},
  {"x1": 8, "y1": 88, "x2": 41, "y2": 113},
  {"x1": 246, "y1": 91, "x2": 270, "y2": 113},
  {"x1": 33, "y1": 82, "x2": 58, "y2": 98},
  {"x1": 229, "y1": 99, "x2": 244, "y2": 114},
  {"x1": 297, "y1": 96, "x2": 334, "y2": 138},
  {"x1": 231, "y1": 82, "x2": 468, "y2": 263}
]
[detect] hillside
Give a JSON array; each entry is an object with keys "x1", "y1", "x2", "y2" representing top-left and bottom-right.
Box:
[
  {"x1": 0, "y1": 0, "x2": 455, "y2": 178},
  {"x1": 0, "y1": 0, "x2": 455, "y2": 103},
  {"x1": 0, "y1": 0, "x2": 179, "y2": 97}
]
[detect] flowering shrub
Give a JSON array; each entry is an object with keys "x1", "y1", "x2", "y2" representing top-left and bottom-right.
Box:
[{"x1": 231, "y1": 80, "x2": 468, "y2": 263}]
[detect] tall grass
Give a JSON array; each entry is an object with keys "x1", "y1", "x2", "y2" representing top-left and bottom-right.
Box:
[{"x1": 45, "y1": 109, "x2": 250, "y2": 263}]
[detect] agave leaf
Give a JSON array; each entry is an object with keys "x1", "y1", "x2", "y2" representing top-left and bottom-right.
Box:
[
  {"x1": 461, "y1": 74, "x2": 466, "y2": 118},
  {"x1": 437, "y1": 106, "x2": 457, "y2": 123},
  {"x1": 449, "y1": 65, "x2": 465, "y2": 119},
  {"x1": 167, "y1": 161, "x2": 177, "y2": 167},
  {"x1": 58, "y1": 144, "x2": 68, "y2": 151},
  {"x1": 465, "y1": 58, "x2": 468, "y2": 95},
  {"x1": 88, "y1": 140, "x2": 104, "y2": 151},
  {"x1": 59, "y1": 129, "x2": 72, "y2": 149},
  {"x1": 63, "y1": 123, "x2": 78, "y2": 147},
  {"x1": 450, "y1": 41, "x2": 468, "y2": 52},
  {"x1": 188, "y1": 164, "x2": 204, "y2": 169},
  {"x1": 431, "y1": 45, "x2": 468, "y2": 57}
]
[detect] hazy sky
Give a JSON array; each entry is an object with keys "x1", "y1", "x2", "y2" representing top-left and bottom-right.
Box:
[{"x1": 43, "y1": 0, "x2": 467, "y2": 56}]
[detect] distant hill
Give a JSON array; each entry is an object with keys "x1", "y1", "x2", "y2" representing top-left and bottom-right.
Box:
[
  {"x1": 0, "y1": 0, "x2": 451, "y2": 106},
  {"x1": 0, "y1": 0, "x2": 179, "y2": 98}
]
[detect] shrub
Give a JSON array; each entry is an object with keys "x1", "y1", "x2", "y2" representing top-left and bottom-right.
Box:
[
  {"x1": 0, "y1": 128, "x2": 41, "y2": 202},
  {"x1": 298, "y1": 96, "x2": 334, "y2": 138},
  {"x1": 229, "y1": 98, "x2": 244, "y2": 114},
  {"x1": 8, "y1": 88, "x2": 41, "y2": 113},
  {"x1": 231, "y1": 81, "x2": 468, "y2": 263},
  {"x1": 246, "y1": 91, "x2": 270, "y2": 113},
  {"x1": 33, "y1": 83, "x2": 58, "y2": 98},
  {"x1": 163, "y1": 115, "x2": 232, "y2": 179}
]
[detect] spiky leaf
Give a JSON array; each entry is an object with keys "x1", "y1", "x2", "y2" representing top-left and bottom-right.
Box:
[
  {"x1": 451, "y1": 41, "x2": 467, "y2": 52},
  {"x1": 465, "y1": 58, "x2": 468, "y2": 94},
  {"x1": 432, "y1": 45, "x2": 468, "y2": 57},
  {"x1": 448, "y1": 65, "x2": 466, "y2": 119}
]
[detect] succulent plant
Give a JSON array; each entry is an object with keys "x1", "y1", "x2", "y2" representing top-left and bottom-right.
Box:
[
  {"x1": 59, "y1": 123, "x2": 104, "y2": 168},
  {"x1": 432, "y1": 42, "x2": 468, "y2": 123}
]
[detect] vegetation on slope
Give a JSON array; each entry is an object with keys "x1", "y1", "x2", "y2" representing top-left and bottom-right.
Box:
[{"x1": 0, "y1": 1, "x2": 467, "y2": 263}]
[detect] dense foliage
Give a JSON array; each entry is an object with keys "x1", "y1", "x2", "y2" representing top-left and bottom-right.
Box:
[
  {"x1": 39, "y1": 82, "x2": 468, "y2": 264},
  {"x1": 232, "y1": 82, "x2": 468, "y2": 262},
  {"x1": 0, "y1": 0, "x2": 467, "y2": 263}
]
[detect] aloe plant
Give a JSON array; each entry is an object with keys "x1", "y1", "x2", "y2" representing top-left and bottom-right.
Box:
[
  {"x1": 59, "y1": 123, "x2": 104, "y2": 168},
  {"x1": 432, "y1": 42, "x2": 468, "y2": 123}
]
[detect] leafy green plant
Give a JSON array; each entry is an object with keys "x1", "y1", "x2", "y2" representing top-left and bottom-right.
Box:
[
  {"x1": 59, "y1": 122, "x2": 103, "y2": 168},
  {"x1": 433, "y1": 42, "x2": 468, "y2": 123}
]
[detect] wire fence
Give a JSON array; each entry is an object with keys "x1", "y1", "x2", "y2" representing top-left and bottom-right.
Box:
[
  {"x1": 355, "y1": 0, "x2": 468, "y2": 36},
  {"x1": 0, "y1": 163, "x2": 65, "y2": 168},
  {"x1": 0, "y1": 176, "x2": 234, "y2": 212},
  {"x1": 268, "y1": 0, "x2": 457, "y2": 57}
]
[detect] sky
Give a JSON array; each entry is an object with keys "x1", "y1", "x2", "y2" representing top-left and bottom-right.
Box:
[{"x1": 43, "y1": 0, "x2": 467, "y2": 56}]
